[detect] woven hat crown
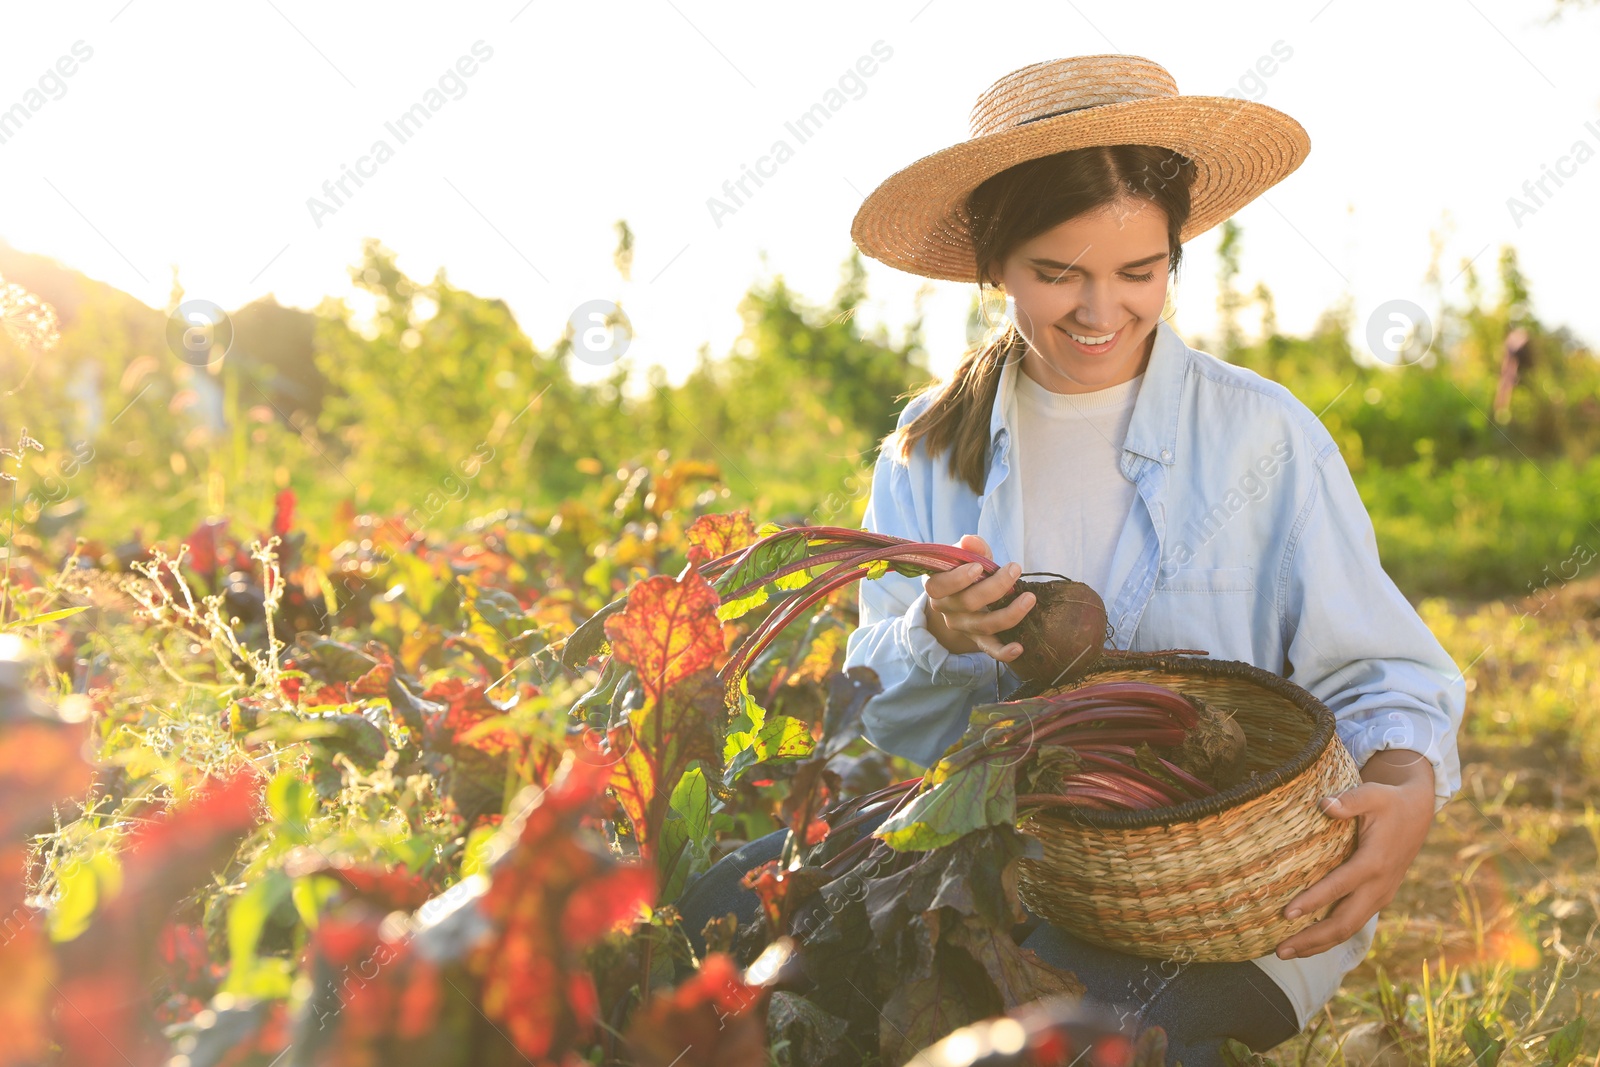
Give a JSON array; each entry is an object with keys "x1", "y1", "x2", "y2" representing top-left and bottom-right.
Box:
[
  {"x1": 850, "y1": 53, "x2": 1311, "y2": 282},
  {"x1": 968, "y1": 56, "x2": 1180, "y2": 139}
]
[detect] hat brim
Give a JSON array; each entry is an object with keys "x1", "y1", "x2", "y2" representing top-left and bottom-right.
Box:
[{"x1": 850, "y1": 95, "x2": 1311, "y2": 282}]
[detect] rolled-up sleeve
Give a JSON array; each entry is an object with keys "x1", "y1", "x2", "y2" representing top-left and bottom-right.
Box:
[
  {"x1": 1280, "y1": 443, "x2": 1465, "y2": 815},
  {"x1": 843, "y1": 433, "x2": 1001, "y2": 769}
]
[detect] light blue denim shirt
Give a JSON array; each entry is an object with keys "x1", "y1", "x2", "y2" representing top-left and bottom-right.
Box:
[
  {"x1": 842, "y1": 318, "x2": 1465, "y2": 1028},
  {"x1": 843, "y1": 317, "x2": 1465, "y2": 815}
]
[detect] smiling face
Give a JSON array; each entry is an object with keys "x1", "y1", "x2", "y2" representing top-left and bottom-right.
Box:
[{"x1": 990, "y1": 197, "x2": 1173, "y2": 394}]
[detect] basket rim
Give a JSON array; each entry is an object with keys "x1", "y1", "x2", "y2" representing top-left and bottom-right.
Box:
[{"x1": 1003, "y1": 653, "x2": 1337, "y2": 831}]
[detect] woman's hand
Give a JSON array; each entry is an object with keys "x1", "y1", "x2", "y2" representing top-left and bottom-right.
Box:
[
  {"x1": 1274, "y1": 749, "x2": 1437, "y2": 959},
  {"x1": 921, "y1": 534, "x2": 1035, "y2": 664}
]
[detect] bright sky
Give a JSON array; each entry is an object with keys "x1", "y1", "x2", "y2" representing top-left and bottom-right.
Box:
[{"x1": 2, "y1": 0, "x2": 1597, "y2": 386}]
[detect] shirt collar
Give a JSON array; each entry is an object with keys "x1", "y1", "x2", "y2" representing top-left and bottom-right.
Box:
[{"x1": 990, "y1": 317, "x2": 1189, "y2": 466}]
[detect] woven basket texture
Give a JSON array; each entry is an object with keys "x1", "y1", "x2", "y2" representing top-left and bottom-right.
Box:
[{"x1": 1007, "y1": 654, "x2": 1361, "y2": 963}]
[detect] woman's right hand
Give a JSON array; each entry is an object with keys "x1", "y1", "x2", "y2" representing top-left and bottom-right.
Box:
[{"x1": 922, "y1": 534, "x2": 1036, "y2": 664}]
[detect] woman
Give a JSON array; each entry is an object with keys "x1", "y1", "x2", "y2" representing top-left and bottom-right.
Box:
[{"x1": 684, "y1": 55, "x2": 1465, "y2": 1064}]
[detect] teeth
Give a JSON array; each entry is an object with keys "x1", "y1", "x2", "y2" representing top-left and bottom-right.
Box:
[{"x1": 1068, "y1": 329, "x2": 1116, "y2": 345}]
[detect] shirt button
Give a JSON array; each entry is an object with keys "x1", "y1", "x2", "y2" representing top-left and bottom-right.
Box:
[{"x1": 1160, "y1": 448, "x2": 1172, "y2": 461}]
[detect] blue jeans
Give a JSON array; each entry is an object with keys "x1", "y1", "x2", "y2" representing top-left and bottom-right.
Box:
[{"x1": 676, "y1": 821, "x2": 1302, "y2": 1067}]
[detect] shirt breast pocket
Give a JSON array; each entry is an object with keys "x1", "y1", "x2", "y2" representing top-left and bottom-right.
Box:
[{"x1": 1136, "y1": 566, "x2": 1263, "y2": 662}]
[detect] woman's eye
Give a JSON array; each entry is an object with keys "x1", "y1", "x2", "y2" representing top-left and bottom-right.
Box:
[{"x1": 1033, "y1": 271, "x2": 1157, "y2": 284}]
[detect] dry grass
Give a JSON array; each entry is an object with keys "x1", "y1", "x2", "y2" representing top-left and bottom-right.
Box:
[{"x1": 1260, "y1": 578, "x2": 1600, "y2": 1065}]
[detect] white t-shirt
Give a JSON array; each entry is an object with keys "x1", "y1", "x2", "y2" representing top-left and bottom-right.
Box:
[
  {"x1": 1010, "y1": 363, "x2": 1373, "y2": 1031},
  {"x1": 1012, "y1": 368, "x2": 1143, "y2": 599}
]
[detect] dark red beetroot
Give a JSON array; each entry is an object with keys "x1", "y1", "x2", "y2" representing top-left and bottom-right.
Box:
[
  {"x1": 992, "y1": 578, "x2": 1111, "y2": 686},
  {"x1": 991, "y1": 575, "x2": 1212, "y2": 689},
  {"x1": 1155, "y1": 697, "x2": 1249, "y2": 790}
]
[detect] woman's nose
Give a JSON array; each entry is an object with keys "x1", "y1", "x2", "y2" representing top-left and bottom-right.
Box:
[{"x1": 1073, "y1": 286, "x2": 1117, "y2": 332}]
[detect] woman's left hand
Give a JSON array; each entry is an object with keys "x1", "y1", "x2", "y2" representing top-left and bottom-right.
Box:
[{"x1": 1274, "y1": 749, "x2": 1437, "y2": 960}]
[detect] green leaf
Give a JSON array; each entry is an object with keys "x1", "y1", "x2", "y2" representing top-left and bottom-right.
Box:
[
  {"x1": 224, "y1": 869, "x2": 293, "y2": 996},
  {"x1": 47, "y1": 851, "x2": 122, "y2": 942},
  {"x1": 1220, "y1": 1037, "x2": 1272, "y2": 1066},
  {"x1": 864, "y1": 825, "x2": 1030, "y2": 940},
  {"x1": 714, "y1": 529, "x2": 809, "y2": 600},
  {"x1": 467, "y1": 584, "x2": 535, "y2": 661},
  {"x1": 756, "y1": 715, "x2": 815, "y2": 762},
  {"x1": 722, "y1": 676, "x2": 766, "y2": 779},
  {"x1": 671, "y1": 767, "x2": 712, "y2": 839},
  {"x1": 560, "y1": 595, "x2": 628, "y2": 671},
  {"x1": 474, "y1": 587, "x2": 528, "y2": 635},
  {"x1": 460, "y1": 823, "x2": 500, "y2": 879},
  {"x1": 1546, "y1": 1016, "x2": 1584, "y2": 1067},
  {"x1": 388, "y1": 551, "x2": 442, "y2": 616},
  {"x1": 266, "y1": 769, "x2": 317, "y2": 843},
  {"x1": 725, "y1": 709, "x2": 816, "y2": 783},
  {"x1": 716, "y1": 584, "x2": 769, "y2": 622},
  {"x1": 874, "y1": 753, "x2": 1018, "y2": 852},
  {"x1": 290, "y1": 874, "x2": 338, "y2": 931},
  {"x1": 773, "y1": 568, "x2": 812, "y2": 591},
  {"x1": 4, "y1": 604, "x2": 89, "y2": 629},
  {"x1": 660, "y1": 767, "x2": 713, "y2": 900},
  {"x1": 1463, "y1": 1016, "x2": 1505, "y2": 1066}
]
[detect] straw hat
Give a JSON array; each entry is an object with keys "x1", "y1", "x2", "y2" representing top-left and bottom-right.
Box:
[{"x1": 850, "y1": 55, "x2": 1311, "y2": 282}]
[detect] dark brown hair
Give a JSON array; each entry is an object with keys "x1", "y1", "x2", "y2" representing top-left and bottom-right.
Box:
[{"x1": 887, "y1": 144, "x2": 1199, "y2": 494}]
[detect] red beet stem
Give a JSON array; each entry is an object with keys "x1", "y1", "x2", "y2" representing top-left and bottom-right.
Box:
[
  {"x1": 1061, "y1": 770, "x2": 1173, "y2": 808},
  {"x1": 1039, "y1": 728, "x2": 1189, "y2": 748},
  {"x1": 1031, "y1": 706, "x2": 1190, "y2": 738},
  {"x1": 721, "y1": 561, "x2": 871, "y2": 693},
  {"x1": 1152, "y1": 755, "x2": 1217, "y2": 796},
  {"x1": 987, "y1": 681, "x2": 1202, "y2": 733},
  {"x1": 710, "y1": 527, "x2": 999, "y2": 602},
  {"x1": 1073, "y1": 751, "x2": 1200, "y2": 802},
  {"x1": 823, "y1": 777, "x2": 925, "y2": 839},
  {"x1": 1019, "y1": 787, "x2": 1141, "y2": 811}
]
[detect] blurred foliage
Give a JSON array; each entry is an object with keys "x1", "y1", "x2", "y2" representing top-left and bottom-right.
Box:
[
  {"x1": 2, "y1": 226, "x2": 1598, "y2": 600},
  {"x1": 1198, "y1": 224, "x2": 1600, "y2": 598}
]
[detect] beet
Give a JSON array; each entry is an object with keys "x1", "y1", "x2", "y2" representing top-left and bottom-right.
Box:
[
  {"x1": 693, "y1": 525, "x2": 1207, "y2": 708},
  {"x1": 1156, "y1": 698, "x2": 1249, "y2": 790},
  {"x1": 992, "y1": 578, "x2": 1111, "y2": 686}
]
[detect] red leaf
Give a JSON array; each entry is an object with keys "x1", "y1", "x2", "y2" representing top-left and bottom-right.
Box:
[
  {"x1": 293, "y1": 910, "x2": 443, "y2": 1056},
  {"x1": 272, "y1": 488, "x2": 297, "y2": 537},
  {"x1": 0, "y1": 719, "x2": 94, "y2": 842},
  {"x1": 421, "y1": 676, "x2": 519, "y2": 756},
  {"x1": 51, "y1": 771, "x2": 264, "y2": 1067},
  {"x1": 561, "y1": 864, "x2": 655, "y2": 943},
  {"x1": 466, "y1": 755, "x2": 656, "y2": 1061},
  {"x1": 0, "y1": 889, "x2": 54, "y2": 1066},
  {"x1": 603, "y1": 569, "x2": 723, "y2": 704},
  {"x1": 181, "y1": 517, "x2": 228, "y2": 579},
  {"x1": 156, "y1": 923, "x2": 210, "y2": 988},
  {"x1": 350, "y1": 661, "x2": 395, "y2": 697},
  {"x1": 283, "y1": 847, "x2": 436, "y2": 911},
  {"x1": 684, "y1": 509, "x2": 757, "y2": 567},
  {"x1": 606, "y1": 667, "x2": 725, "y2": 854},
  {"x1": 623, "y1": 953, "x2": 768, "y2": 1067},
  {"x1": 121, "y1": 770, "x2": 262, "y2": 863}
]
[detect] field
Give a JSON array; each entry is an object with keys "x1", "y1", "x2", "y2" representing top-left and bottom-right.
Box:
[{"x1": 2, "y1": 230, "x2": 1599, "y2": 1065}]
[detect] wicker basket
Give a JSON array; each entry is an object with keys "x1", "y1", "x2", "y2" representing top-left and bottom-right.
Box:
[{"x1": 1008, "y1": 654, "x2": 1361, "y2": 963}]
